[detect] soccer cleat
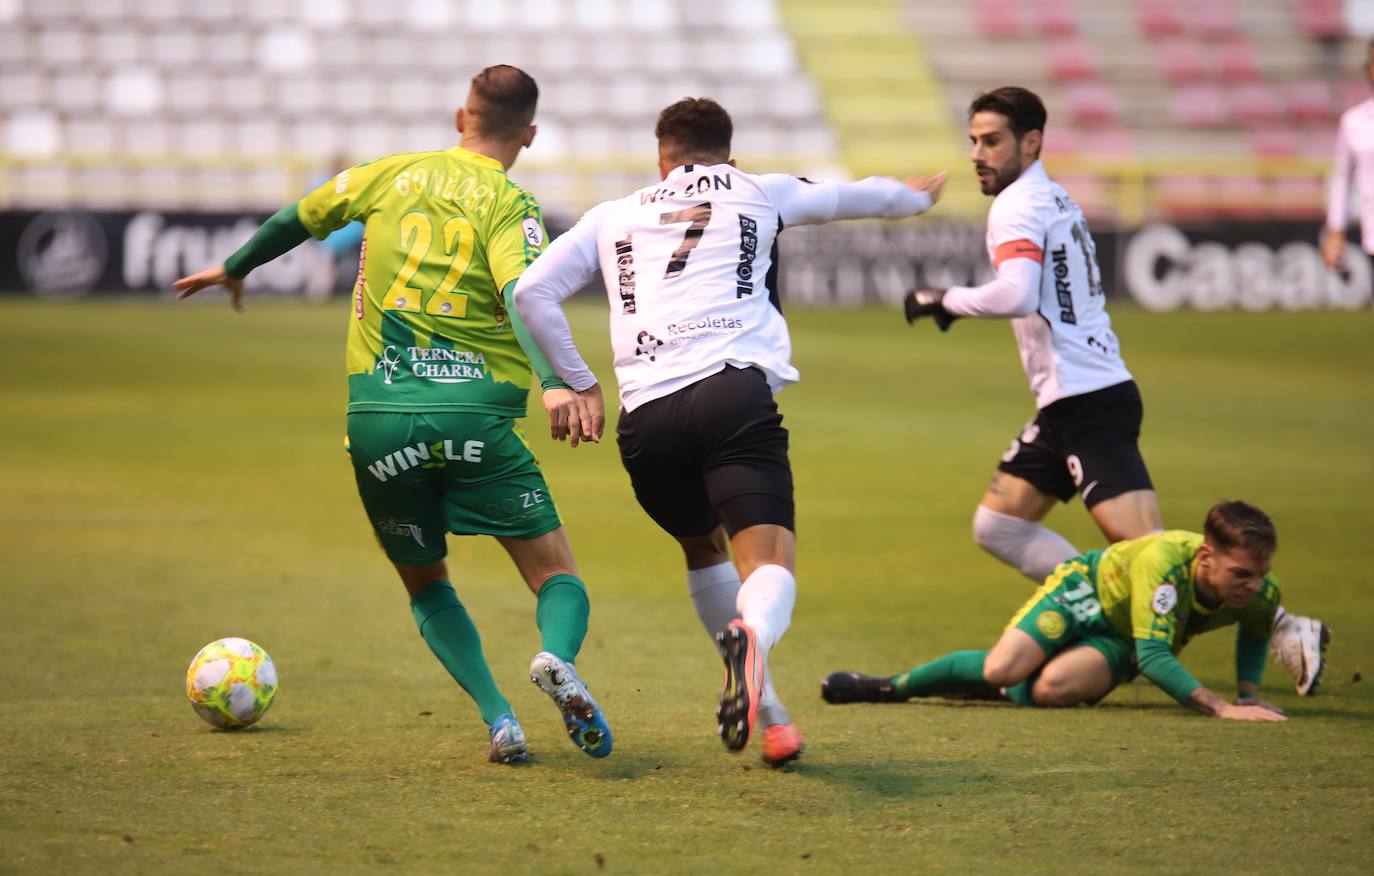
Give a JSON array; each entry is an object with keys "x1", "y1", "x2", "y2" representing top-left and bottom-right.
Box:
[
  {"x1": 716, "y1": 621, "x2": 764, "y2": 752},
  {"x1": 760, "y1": 723, "x2": 805, "y2": 768},
  {"x1": 1270, "y1": 613, "x2": 1331, "y2": 696},
  {"x1": 486, "y1": 713, "x2": 529, "y2": 765},
  {"x1": 529, "y1": 651, "x2": 613, "y2": 758},
  {"x1": 821, "y1": 671, "x2": 900, "y2": 704}
]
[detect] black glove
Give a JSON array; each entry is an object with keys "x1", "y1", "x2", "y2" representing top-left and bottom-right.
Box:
[{"x1": 903, "y1": 288, "x2": 959, "y2": 332}]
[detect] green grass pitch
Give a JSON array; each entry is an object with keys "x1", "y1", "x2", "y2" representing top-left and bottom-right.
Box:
[{"x1": 1, "y1": 298, "x2": 1371, "y2": 874}]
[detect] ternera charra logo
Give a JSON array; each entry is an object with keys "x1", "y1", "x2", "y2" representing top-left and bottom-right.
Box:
[{"x1": 376, "y1": 345, "x2": 403, "y2": 385}]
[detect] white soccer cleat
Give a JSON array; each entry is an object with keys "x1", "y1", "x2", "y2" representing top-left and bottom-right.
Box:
[
  {"x1": 1270, "y1": 611, "x2": 1330, "y2": 696},
  {"x1": 529, "y1": 652, "x2": 613, "y2": 758}
]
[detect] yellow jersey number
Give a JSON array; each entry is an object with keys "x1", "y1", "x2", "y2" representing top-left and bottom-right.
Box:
[{"x1": 381, "y1": 212, "x2": 475, "y2": 318}]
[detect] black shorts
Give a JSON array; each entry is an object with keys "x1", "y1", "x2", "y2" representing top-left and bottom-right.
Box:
[
  {"x1": 996, "y1": 380, "x2": 1153, "y2": 508},
  {"x1": 616, "y1": 365, "x2": 794, "y2": 538}
]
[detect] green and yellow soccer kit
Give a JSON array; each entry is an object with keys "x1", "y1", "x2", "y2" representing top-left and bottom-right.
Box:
[
  {"x1": 226, "y1": 147, "x2": 565, "y2": 562},
  {"x1": 1007, "y1": 530, "x2": 1280, "y2": 704}
]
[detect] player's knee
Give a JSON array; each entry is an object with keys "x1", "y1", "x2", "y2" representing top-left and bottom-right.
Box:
[
  {"x1": 679, "y1": 528, "x2": 730, "y2": 568},
  {"x1": 1031, "y1": 671, "x2": 1083, "y2": 707},
  {"x1": 981, "y1": 652, "x2": 1026, "y2": 689}
]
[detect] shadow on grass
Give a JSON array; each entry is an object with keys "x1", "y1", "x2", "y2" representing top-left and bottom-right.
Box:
[{"x1": 795, "y1": 758, "x2": 985, "y2": 800}]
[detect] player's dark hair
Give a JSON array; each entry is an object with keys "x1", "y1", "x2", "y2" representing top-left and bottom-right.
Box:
[
  {"x1": 968, "y1": 87, "x2": 1048, "y2": 140},
  {"x1": 655, "y1": 98, "x2": 733, "y2": 164},
  {"x1": 1204, "y1": 500, "x2": 1277, "y2": 560},
  {"x1": 468, "y1": 65, "x2": 538, "y2": 139}
]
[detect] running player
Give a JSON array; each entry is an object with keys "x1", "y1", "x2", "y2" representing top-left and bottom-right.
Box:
[
  {"x1": 512, "y1": 97, "x2": 947, "y2": 767},
  {"x1": 1323, "y1": 39, "x2": 1374, "y2": 272},
  {"x1": 902, "y1": 86, "x2": 1328, "y2": 694},
  {"x1": 173, "y1": 66, "x2": 611, "y2": 764},
  {"x1": 823, "y1": 500, "x2": 1294, "y2": 720}
]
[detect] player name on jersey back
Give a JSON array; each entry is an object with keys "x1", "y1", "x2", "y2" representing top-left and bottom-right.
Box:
[
  {"x1": 590, "y1": 163, "x2": 799, "y2": 412},
  {"x1": 988, "y1": 161, "x2": 1132, "y2": 408}
]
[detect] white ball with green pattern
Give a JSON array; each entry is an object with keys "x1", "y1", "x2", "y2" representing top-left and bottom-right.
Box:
[{"x1": 186, "y1": 638, "x2": 278, "y2": 729}]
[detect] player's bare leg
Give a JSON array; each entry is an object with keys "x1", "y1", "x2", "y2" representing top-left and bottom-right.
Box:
[
  {"x1": 1027, "y1": 646, "x2": 1116, "y2": 706},
  {"x1": 980, "y1": 627, "x2": 1050, "y2": 689},
  {"x1": 1086, "y1": 489, "x2": 1163, "y2": 542},
  {"x1": 499, "y1": 528, "x2": 611, "y2": 758},
  {"x1": 395, "y1": 558, "x2": 526, "y2": 763},
  {"x1": 973, "y1": 472, "x2": 1080, "y2": 581}
]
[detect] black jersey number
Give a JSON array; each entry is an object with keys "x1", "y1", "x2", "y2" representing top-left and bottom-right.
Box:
[
  {"x1": 1069, "y1": 221, "x2": 1105, "y2": 297},
  {"x1": 658, "y1": 202, "x2": 712, "y2": 279}
]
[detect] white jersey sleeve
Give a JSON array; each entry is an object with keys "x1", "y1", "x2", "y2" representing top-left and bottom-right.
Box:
[
  {"x1": 511, "y1": 203, "x2": 609, "y2": 392},
  {"x1": 757, "y1": 174, "x2": 934, "y2": 225}
]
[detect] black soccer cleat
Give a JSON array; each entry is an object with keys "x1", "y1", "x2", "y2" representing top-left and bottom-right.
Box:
[{"x1": 821, "y1": 671, "x2": 900, "y2": 704}]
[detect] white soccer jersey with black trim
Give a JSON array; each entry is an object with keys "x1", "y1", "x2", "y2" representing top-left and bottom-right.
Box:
[
  {"x1": 984, "y1": 161, "x2": 1132, "y2": 408},
  {"x1": 514, "y1": 163, "x2": 934, "y2": 411}
]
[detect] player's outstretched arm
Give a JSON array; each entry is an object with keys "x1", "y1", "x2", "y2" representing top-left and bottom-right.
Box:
[
  {"x1": 1187, "y1": 686, "x2": 1286, "y2": 721},
  {"x1": 1138, "y1": 639, "x2": 1285, "y2": 721},
  {"x1": 173, "y1": 203, "x2": 312, "y2": 312},
  {"x1": 174, "y1": 265, "x2": 245, "y2": 312}
]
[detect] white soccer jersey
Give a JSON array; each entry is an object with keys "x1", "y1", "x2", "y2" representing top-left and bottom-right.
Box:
[
  {"x1": 968, "y1": 160, "x2": 1131, "y2": 409},
  {"x1": 1327, "y1": 97, "x2": 1374, "y2": 253},
  {"x1": 514, "y1": 163, "x2": 932, "y2": 412}
]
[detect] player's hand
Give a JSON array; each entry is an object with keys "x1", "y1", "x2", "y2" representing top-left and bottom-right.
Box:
[
  {"x1": 1321, "y1": 228, "x2": 1347, "y2": 272},
  {"x1": 543, "y1": 383, "x2": 604, "y2": 447},
  {"x1": 903, "y1": 288, "x2": 959, "y2": 331},
  {"x1": 173, "y1": 264, "x2": 246, "y2": 312},
  {"x1": 1234, "y1": 696, "x2": 1286, "y2": 717},
  {"x1": 1215, "y1": 702, "x2": 1287, "y2": 722},
  {"x1": 905, "y1": 171, "x2": 948, "y2": 204},
  {"x1": 574, "y1": 382, "x2": 605, "y2": 447}
]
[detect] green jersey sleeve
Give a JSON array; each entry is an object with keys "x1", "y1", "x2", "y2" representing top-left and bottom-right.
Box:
[
  {"x1": 486, "y1": 187, "x2": 547, "y2": 293},
  {"x1": 298, "y1": 157, "x2": 405, "y2": 239},
  {"x1": 1128, "y1": 541, "x2": 1191, "y2": 644}
]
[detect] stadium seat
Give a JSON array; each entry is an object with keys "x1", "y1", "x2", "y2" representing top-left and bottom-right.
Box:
[
  {"x1": 51, "y1": 72, "x2": 102, "y2": 113},
  {"x1": 1271, "y1": 175, "x2": 1324, "y2": 218},
  {"x1": 1028, "y1": 0, "x2": 1076, "y2": 37},
  {"x1": 148, "y1": 27, "x2": 205, "y2": 68},
  {"x1": 0, "y1": 70, "x2": 45, "y2": 110},
  {"x1": 1337, "y1": 79, "x2": 1370, "y2": 113},
  {"x1": 288, "y1": 118, "x2": 344, "y2": 157},
  {"x1": 1137, "y1": 1, "x2": 1185, "y2": 38},
  {"x1": 6, "y1": 111, "x2": 62, "y2": 156},
  {"x1": 1154, "y1": 40, "x2": 1209, "y2": 84},
  {"x1": 164, "y1": 74, "x2": 215, "y2": 114},
  {"x1": 1249, "y1": 127, "x2": 1299, "y2": 157},
  {"x1": 66, "y1": 117, "x2": 118, "y2": 154},
  {"x1": 178, "y1": 118, "x2": 231, "y2": 155},
  {"x1": 93, "y1": 28, "x2": 143, "y2": 65},
  {"x1": 1296, "y1": 0, "x2": 1347, "y2": 40},
  {"x1": 1287, "y1": 80, "x2": 1335, "y2": 124},
  {"x1": 259, "y1": 29, "x2": 315, "y2": 72},
  {"x1": 106, "y1": 68, "x2": 165, "y2": 116},
  {"x1": 1215, "y1": 40, "x2": 1261, "y2": 82},
  {"x1": 1169, "y1": 84, "x2": 1231, "y2": 127},
  {"x1": 37, "y1": 26, "x2": 87, "y2": 65},
  {"x1": 1214, "y1": 175, "x2": 1269, "y2": 219},
  {"x1": 973, "y1": 0, "x2": 1021, "y2": 40},
  {"x1": 120, "y1": 118, "x2": 173, "y2": 155},
  {"x1": 1063, "y1": 81, "x2": 1121, "y2": 126},
  {"x1": 1195, "y1": 0, "x2": 1242, "y2": 40},
  {"x1": 1153, "y1": 175, "x2": 1213, "y2": 219},
  {"x1": 1045, "y1": 39, "x2": 1099, "y2": 82},
  {"x1": 1232, "y1": 82, "x2": 1284, "y2": 126},
  {"x1": 301, "y1": 0, "x2": 350, "y2": 28},
  {"x1": 220, "y1": 74, "x2": 271, "y2": 115}
]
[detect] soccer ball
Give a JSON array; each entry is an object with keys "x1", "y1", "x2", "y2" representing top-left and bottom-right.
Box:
[{"x1": 185, "y1": 637, "x2": 278, "y2": 730}]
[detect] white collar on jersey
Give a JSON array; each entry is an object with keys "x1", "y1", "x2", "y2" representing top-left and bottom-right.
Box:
[{"x1": 665, "y1": 162, "x2": 732, "y2": 180}]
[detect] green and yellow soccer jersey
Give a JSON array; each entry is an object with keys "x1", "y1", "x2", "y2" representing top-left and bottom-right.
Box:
[
  {"x1": 1086, "y1": 530, "x2": 1280, "y2": 654},
  {"x1": 297, "y1": 147, "x2": 548, "y2": 415}
]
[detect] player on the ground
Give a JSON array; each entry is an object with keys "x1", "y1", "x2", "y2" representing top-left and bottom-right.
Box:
[
  {"x1": 512, "y1": 97, "x2": 947, "y2": 766},
  {"x1": 172, "y1": 66, "x2": 611, "y2": 765},
  {"x1": 823, "y1": 500, "x2": 1292, "y2": 720},
  {"x1": 902, "y1": 86, "x2": 1328, "y2": 694},
  {"x1": 1323, "y1": 39, "x2": 1374, "y2": 272}
]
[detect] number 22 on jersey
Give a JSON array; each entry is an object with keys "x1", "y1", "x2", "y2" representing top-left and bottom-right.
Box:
[{"x1": 381, "y1": 211, "x2": 475, "y2": 318}]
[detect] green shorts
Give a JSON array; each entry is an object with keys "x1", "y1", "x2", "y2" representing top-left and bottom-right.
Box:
[
  {"x1": 1006, "y1": 558, "x2": 1138, "y2": 691},
  {"x1": 346, "y1": 411, "x2": 563, "y2": 565}
]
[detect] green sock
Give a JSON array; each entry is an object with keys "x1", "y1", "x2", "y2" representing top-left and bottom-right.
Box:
[
  {"x1": 410, "y1": 580, "x2": 512, "y2": 725},
  {"x1": 535, "y1": 574, "x2": 589, "y2": 663},
  {"x1": 891, "y1": 649, "x2": 997, "y2": 700}
]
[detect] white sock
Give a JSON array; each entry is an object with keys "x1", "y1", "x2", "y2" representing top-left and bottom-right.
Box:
[
  {"x1": 972, "y1": 505, "x2": 1079, "y2": 582},
  {"x1": 687, "y1": 561, "x2": 741, "y2": 640},
  {"x1": 689, "y1": 562, "x2": 787, "y2": 719},
  {"x1": 736, "y1": 564, "x2": 796, "y2": 654}
]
